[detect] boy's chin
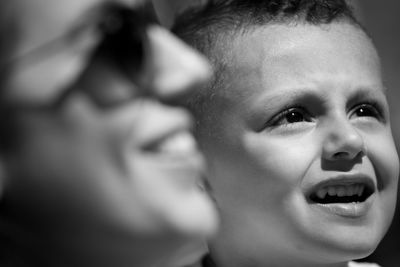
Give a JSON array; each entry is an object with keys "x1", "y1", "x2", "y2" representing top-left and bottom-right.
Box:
[{"x1": 310, "y1": 231, "x2": 382, "y2": 263}]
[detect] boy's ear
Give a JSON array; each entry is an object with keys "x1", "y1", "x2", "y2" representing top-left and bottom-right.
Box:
[
  {"x1": 202, "y1": 178, "x2": 215, "y2": 202},
  {"x1": 202, "y1": 159, "x2": 217, "y2": 203}
]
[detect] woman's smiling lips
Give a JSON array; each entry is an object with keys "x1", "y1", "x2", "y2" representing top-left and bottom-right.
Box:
[
  {"x1": 305, "y1": 174, "x2": 377, "y2": 218},
  {"x1": 145, "y1": 131, "x2": 198, "y2": 155},
  {"x1": 138, "y1": 128, "x2": 207, "y2": 189}
]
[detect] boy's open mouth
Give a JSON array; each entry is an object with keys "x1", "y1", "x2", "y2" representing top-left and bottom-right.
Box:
[{"x1": 308, "y1": 179, "x2": 375, "y2": 205}]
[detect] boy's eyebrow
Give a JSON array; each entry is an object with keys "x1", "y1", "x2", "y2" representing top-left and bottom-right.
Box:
[
  {"x1": 245, "y1": 88, "x2": 326, "y2": 123},
  {"x1": 251, "y1": 88, "x2": 325, "y2": 109},
  {"x1": 253, "y1": 83, "x2": 387, "y2": 108},
  {"x1": 348, "y1": 86, "x2": 387, "y2": 101}
]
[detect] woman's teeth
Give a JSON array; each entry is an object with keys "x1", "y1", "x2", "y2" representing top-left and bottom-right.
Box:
[{"x1": 156, "y1": 132, "x2": 197, "y2": 154}]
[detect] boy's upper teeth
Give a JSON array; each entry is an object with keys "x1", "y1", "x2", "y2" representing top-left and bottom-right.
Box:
[{"x1": 316, "y1": 184, "x2": 365, "y2": 199}]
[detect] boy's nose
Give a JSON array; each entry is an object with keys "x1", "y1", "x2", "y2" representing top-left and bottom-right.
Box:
[
  {"x1": 143, "y1": 25, "x2": 212, "y2": 104},
  {"x1": 322, "y1": 117, "x2": 366, "y2": 161}
]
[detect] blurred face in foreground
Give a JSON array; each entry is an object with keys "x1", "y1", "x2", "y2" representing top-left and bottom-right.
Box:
[
  {"x1": 198, "y1": 23, "x2": 399, "y2": 267},
  {"x1": 0, "y1": 0, "x2": 217, "y2": 266}
]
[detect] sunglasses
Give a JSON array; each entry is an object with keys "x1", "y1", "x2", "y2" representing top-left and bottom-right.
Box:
[{"x1": 0, "y1": 2, "x2": 159, "y2": 111}]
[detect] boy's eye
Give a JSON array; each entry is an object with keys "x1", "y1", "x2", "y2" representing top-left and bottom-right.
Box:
[
  {"x1": 270, "y1": 107, "x2": 313, "y2": 126},
  {"x1": 349, "y1": 103, "x2": 383, "y2": 121}
]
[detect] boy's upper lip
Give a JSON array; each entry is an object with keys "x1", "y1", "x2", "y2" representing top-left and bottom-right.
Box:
[{"x1": 304, "y1": 173, "x2": 376, "y2": 199}]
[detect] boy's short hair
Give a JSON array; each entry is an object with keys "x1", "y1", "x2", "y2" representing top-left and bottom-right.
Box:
[{"x1": 173, "y1": 0, "x2": 363, "y2": 115}]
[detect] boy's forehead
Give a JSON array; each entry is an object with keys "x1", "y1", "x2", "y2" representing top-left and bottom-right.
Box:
[
  {"x1": 230, "y1": 23, "x2": 377, "y2": 67},
  {"x1": 223, "y1": 23, "x2": 382, "y2": 103}
]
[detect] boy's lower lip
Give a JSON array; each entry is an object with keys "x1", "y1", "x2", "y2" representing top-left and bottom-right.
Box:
[{"x1": 310, "y1": 193, "x2": 375, "y2": 218}]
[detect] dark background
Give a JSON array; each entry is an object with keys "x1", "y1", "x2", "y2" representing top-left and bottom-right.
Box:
[{"x1": 355, "y1": 1, "x2": 400, "y2": 266}]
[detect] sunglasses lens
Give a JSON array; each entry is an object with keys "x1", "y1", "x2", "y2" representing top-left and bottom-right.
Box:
[
  {"x1": 74, "y1": 4, "x2": 156, "y2": 108},
  {"x1": 96, "y1": 5, "x2": 148, "y2": 77}
]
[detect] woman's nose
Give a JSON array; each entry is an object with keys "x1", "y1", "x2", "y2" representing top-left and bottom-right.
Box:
[
  {"x1": 322, "y1": 117, "x2": 366, "y2": 161},
  {"x1": 143, "y1": 25, "x2": 212, "y2": 104}
]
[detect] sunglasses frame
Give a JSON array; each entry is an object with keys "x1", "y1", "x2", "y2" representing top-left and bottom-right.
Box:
[{"x1": 0, "y1": 2, "x2": 159, "y2": 112}]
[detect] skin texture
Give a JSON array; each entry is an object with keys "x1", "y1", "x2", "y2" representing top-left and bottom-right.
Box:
[
  {"x1": 0, "y1": 0, "x2": 218, "y2": 266},
  {"x1": 197, "y1": 23, "x2": 399, "y2": 267}
]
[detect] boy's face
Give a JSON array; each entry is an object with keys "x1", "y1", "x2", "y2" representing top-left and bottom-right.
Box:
[
  {"x1": 0, "y1": 0, "x2": 217, "y2": 257},
  {"x1": 200, "y1": 23, "x2": 399, "y2": 264}
]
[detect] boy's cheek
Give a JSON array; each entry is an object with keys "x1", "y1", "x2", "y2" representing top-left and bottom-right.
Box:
[
  {"x1": 365, "y1": 133, "x2": 399, "y2": 190},
  {"x1": 244, "y1": 132, "x2": 316, "y2": 168}
]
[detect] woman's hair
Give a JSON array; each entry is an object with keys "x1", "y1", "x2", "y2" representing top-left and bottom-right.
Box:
[{"x1": 0, "y1": 3, "x2": 21, "y2": 153}]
